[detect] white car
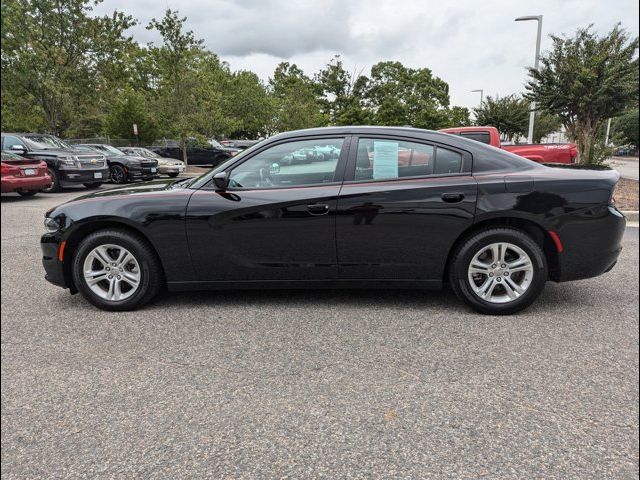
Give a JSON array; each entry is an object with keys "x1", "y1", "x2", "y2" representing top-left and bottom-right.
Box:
[{"x1": 119, "y1": 147, "x2": 186, "y2": 178}]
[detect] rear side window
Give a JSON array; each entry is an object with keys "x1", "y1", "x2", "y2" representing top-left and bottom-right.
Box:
[
  {"x1": 459, "y1": 132, "x2": 491, "y2": 145},
  {"x1": 354, "y1": 138, "x2": 461, "y2": 181}
]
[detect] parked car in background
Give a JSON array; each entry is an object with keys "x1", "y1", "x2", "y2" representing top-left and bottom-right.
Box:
[
  {"x1": 41, "y1": 126, "x2": 624, "y2": 315},
  {"x1": 118, "y1": 147, "x2": 185, "y2": 178},
  {"x1": 75, "y1": 144, "x2": 159, "y2": 184},
  {"x1": 440, "y1": 126, "x2": 579, "y2": 164},
  {"x1": 148, "y1": 139, "x2": 238, "y2": 167},
  {"x1": 1, "y1": 133, "x2": 108, "y2": 192},
  {"x1": 220, "y1": 139, "x2": 260, "y2": 150},
  {"x1": 1, "y1": 151, "x2": 51, "y2": 196}
]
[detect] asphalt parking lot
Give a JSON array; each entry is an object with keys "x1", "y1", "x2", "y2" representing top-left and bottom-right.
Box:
[{"x1": 2, "y1": 186, "x2": 639, "y2": 479}]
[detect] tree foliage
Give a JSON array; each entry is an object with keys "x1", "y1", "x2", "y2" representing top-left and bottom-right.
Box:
[
  {"x1": 473, "y1": 95, "x2": 529, "y2": 142},
  {"x1": 526, "y1": 25, "x2": 639, "y2": 163},
  {"x1": 612, "y1": 109, "x2": 639, "y2": 149},
  {"x1": 1, "y1": 0, "x2": 136, "y2": 136}
]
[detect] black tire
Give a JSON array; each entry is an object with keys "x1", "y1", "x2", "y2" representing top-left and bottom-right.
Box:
[
  {"x1": 72, "y1": 229, "x2": 163, "y2": 311},
  {"x1": 17, "y1": 190, "x2": 38, "y2": 197},
  {"x1": 42, "y1": 168, "x2": 62, "y2": 193},
  {"x1": 83, "y1": 182, "x2": 103, "y2": 189},
  {"x1": 448, "y1": 228, "x2": 548, "y2": 315},
  {"x1": 109, "y1": 164, "x2": 128, "y2": 184},
  {"x1": 167, "y1": 172, "x2": 180, "y2": 178}
]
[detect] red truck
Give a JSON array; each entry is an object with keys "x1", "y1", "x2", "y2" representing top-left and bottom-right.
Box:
[{"x1": 440, "y1": 126, "x2": 578, "y2": 164}]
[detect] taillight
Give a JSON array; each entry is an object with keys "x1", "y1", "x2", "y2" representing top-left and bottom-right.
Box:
[
  {"x1": 1, "y1": 162, "x2": 20, "y2": 176},
  {"x1": 569, "y1": 148, "x2": 578, "y2": 163}
]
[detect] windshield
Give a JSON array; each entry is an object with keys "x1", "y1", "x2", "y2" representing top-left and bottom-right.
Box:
[
  {"x1": 137, "y1": 148, "x2": 160, "y2": 158},
  {"x1": 92, "y1": 145, "x2": 125, "y2": 156},
  {"x1": 24, "y1": 135, "x2": 72, "y2": 150}
]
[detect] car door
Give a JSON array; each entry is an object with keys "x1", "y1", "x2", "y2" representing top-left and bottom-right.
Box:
[
  {"x1": 186, "y1": 136, "x2": 350, "y2": 282},
  {"x1": 336, "y1": 135, "x2": 477, "y2": 282}
]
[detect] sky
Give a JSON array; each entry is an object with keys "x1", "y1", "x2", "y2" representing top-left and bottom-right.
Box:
[{"x1": 94, "y1": 0, "x2": 639, "y2": 111}]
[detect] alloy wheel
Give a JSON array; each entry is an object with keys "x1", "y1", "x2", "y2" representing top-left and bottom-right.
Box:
[
  {"x1": 467, "y1": 242, "x2": 534, "y2": 304},
  {"x1": 83, "y1": 244, "x2": 141, "y2": 301}
]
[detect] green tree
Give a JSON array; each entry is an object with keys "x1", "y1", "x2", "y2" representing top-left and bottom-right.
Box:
[
  {"x1": 105, "y1": 88, "x2": 159, "y2": 143},
  {"x1": 526, "y1": 25, "x2": 639, "y2": 164},
  {"x1": 269, "y1": 62, "x2": 327, "y2": 132},
  {"x1": 444, "y1": 106, "x2": 471, "y2": 128},
  {"x1": 365, "y1": 61, "x2": 451, "y2": 129},
  {"x1": 315, "y1": 55, "x2": 369, "y2": 125},
  {"x1": 612, "y1": 109, "x2": 639, "y2": 150},
  {"x1": 532, "y1": 111, "x2": 562, "y2": 143},
  {"x1": 147, "y1": 9, "x2": 205, "y2": 164},
  {"x1": 473, "y1": 95, "x2": 529, "y2": 141},
  {"x1": 1, "y1": 0, "x2": 136, "y2": 136}
]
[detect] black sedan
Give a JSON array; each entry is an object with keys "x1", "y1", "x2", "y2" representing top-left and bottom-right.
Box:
[
  {"x1": 75, "y1": 144, "x2": 159, "y2": 184},
  {"x1": 147, "y1": 140, "x2": 239, "y2": 167},
  {"x1": 41, "y1": 127, "x2": 626, "y2": 314}
]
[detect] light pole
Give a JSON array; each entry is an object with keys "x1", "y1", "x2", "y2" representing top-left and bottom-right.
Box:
[
  {"x1": 471, "y1": 89, "x2": 484, "y2": 106},
  {"x1": 515, "y1": 15, "x2": 543, "y2": 144}
]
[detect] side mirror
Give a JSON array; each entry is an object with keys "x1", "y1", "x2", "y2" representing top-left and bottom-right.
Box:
[
  {"x1": 10, "y1": 144, "x2": 26, "y2": 154},
  {"x1": 212, "y1": 171, "x2": 229, "y2": 191}
]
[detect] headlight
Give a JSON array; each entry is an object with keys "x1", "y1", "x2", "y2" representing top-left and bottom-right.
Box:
[
  {"x1": 58, "y1": 156, "x2": 78, "y2": 169},
  {"x1": 44, "y1": 217, "x2": 61, "y2": 233}
]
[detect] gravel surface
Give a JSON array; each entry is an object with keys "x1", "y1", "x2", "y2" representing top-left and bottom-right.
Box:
[{"x1": 2, "y1": 187, "x2": 639, "y2": 479}]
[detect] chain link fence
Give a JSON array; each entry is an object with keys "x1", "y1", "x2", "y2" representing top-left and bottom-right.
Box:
[{"x1": 65, "y1": 137, "x2": 139, "y2": 147}]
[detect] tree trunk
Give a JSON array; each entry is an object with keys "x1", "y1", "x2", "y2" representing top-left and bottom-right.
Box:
[{"x1": 181, "y1": 137, "x2": 189, "y2": 167}]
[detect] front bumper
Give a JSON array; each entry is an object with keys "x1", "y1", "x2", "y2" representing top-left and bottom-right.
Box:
[
  {"x1": 1, "y1": 175, "x2": 52, "y2": 193},
  {"x1": 554, "y1": 206, "x2": 626, "y2": 282},
  {"x1": 128, "y1": 168, "x2": 159, "y2": 180},
  {"x1": 41, "y1": 233, "x2": 71, "y2": 290},
  {"x1": 158, "y1": 165, "x2": 185, "y2": 175},
  {"x1": 59, "y1": 167, "x2": 110, "y2": 184}
]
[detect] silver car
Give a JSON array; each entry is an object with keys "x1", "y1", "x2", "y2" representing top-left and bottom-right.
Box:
[{"x1": 118, "y1": 147, "x2": 185, "y2": 178}]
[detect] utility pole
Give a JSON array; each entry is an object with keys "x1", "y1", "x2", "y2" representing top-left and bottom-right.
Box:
[{"x1": 516, "y1": 15, "x2": 543, "y2": 144}]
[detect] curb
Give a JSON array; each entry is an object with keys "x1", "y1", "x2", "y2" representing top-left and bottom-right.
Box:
[{"x1": 622, "y1": 211, "x2": 639, "y2": 223}]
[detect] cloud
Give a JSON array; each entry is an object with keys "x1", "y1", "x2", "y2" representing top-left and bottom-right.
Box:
[{"x1": 94, "y1": 0, "x2": 639, "y2": 108}]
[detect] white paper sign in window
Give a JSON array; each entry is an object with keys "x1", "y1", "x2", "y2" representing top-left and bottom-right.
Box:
[{"x1": 372, "y1": 141, "x2": 399, "y2": 179}]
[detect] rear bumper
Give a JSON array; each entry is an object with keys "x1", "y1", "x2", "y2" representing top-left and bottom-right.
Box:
[
  {"x1": 554, "y1": 206, "x2": 626, "y2": 282},
  {"x1": 1, "y1": 175, "x2": 52, "y2": 193},
  {"x1": 41, "y1": 233, "x2": 71, "y2": 290},
  {"x1": 59, "y1": 168, "x2": 109, "y2": 184}
]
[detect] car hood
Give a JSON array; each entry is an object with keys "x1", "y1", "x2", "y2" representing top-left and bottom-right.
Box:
[{"x1": 65, "y1": 178, "x2": 190, "y2": 202}]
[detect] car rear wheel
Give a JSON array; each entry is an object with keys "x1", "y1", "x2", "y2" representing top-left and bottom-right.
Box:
[
  {"x1": 110, "y1": 165, "x2": 128, "y2": 184},
  {"x1": 167, "y1": 172, "x2": 180, "y2": 178},
  {"x1": 449, "y1": 228, "x2": 547, "y2": 315},
  {"x1": 72, "y1": 229, "x2": 163, "y2": 311},
  {"x1": 83, "y1": 182, "x2": 103, "y2": 189},
  {"x1": 42, "y1": 168, "x2": 62, "y2": 193}
]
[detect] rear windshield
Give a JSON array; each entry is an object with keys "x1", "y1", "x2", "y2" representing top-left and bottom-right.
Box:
[{"x1": 459, "y1": 131, "x2": 491, "y2": 145}]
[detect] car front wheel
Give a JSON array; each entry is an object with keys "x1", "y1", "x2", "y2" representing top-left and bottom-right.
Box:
[
  {"x1": 72, "y1": 229, "x2": 163, "y2": 311},
  {"x1": 42, "y1": 168, "x2": 62, "y2": 193},
  {"x1": 110, "y1": 165, "x2": 128, "y2": 184},
  {"x1": 449, "y1": 228, "x2": 547, "y2": 315}
]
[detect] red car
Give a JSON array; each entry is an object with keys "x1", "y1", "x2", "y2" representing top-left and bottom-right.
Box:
[
  {"x1": 1, "y1": 151, "x2": 51, "y2": 196},
  {"x1": 440, "y1": 126, "x2": 578, "y2": 164}
]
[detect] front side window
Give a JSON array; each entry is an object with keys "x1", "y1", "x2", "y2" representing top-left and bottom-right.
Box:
[
  {"x1": 228, "y1": 138, "x2": 344, "y2": 189},
  {"x1": 354, "y1": 138, "x2": 462, "y2": 181},
  {"x1": 2, "y1": 135, "x2": 26, "y2": 151}
]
